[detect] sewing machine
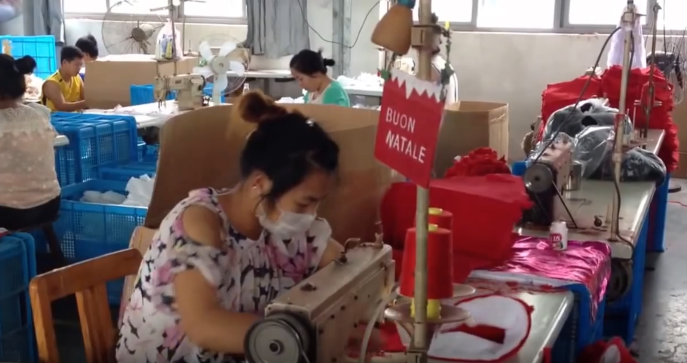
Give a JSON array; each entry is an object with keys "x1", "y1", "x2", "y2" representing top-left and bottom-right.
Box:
[
  {"x1": 244, "y1": 237, "x2": 395, "y2": 363},
  {"x1": 520, "y1": 137, "x2": 574, "y2": 228},
  {"x1": 153, "y1": 74, "x2": 205, "y2": 111}
]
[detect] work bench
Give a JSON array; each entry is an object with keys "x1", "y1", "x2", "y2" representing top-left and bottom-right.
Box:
[{"x1": 507, "y1": 129, "x2": 666, "y2": 348}]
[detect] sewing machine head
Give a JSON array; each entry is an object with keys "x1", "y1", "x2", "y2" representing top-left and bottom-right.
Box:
[
  {"x1": 153, "y1": 74, "x2": 206, "y2": 111},
  {"x1": 520, "y1": 137, "x2": 574, "y2": 227},
  {"x1": 244, "y1": 236, "x2": 394, "y2": 363}
]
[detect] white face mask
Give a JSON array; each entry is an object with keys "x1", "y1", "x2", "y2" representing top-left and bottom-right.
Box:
[{"x1": 257, "y1": 205, "x2": 316, "y2": 240}]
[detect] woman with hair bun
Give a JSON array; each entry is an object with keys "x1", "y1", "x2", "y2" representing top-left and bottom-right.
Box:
[
  {"x1": 117, "y1": 90, "x2": 379, "y2": 363},
  {"x1": 0, "y1": 54, "x2": 61, "y2": 230},
  {"x1": 290, "y1": 49, "x2": 351, "y2": 107}
]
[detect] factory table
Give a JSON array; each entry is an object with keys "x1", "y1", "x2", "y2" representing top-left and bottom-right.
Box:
[
  {"x1": 86, "y1": 102, "x2": 187, "y2": 129},
  {"x1": 429, "y1": 290, "x2": 574, "y2": 363},
  {"x1": 513, "y1": 129, "x2": 665, "y2": 344},
  {"x1": 344, "y1": 85, "x2": 384, "y2": 98}
]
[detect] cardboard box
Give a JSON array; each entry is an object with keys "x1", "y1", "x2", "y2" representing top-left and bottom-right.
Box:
[
  {"x1": 85, "y1": 55, "x2": 199, "y2": 108},
  {"x1": 434, "y1": 101, "x2": 509, "y2": 177},
  {"x1": 673, "y1": 152, "x2": 687, "y2": 178},
  {"x1": 673, "y1": 99, "x2": 687, "y2": 152},
  {"x1": 144, "y1": 104, "x2": 398, "y2": 246}
]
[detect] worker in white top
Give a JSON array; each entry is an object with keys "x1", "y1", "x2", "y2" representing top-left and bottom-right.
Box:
[{"x1": 429, "y1": 18, "x2": 458, "y2": 104}]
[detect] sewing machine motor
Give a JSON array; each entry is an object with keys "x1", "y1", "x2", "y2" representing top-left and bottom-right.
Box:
[
  {"x1": 244, "y1": 241, "x2": 395, "y2": 363},
  {"x1": 153, "y1": 74, "x2": 206, "y2": 110},
  {"x1": 520, "y1": 137, "x2": 573, "y2": 227}
]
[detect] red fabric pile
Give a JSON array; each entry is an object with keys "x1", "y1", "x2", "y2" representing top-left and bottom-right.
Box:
[
  {"x1": 538, "y1": 67, "x2": 679, "y2": 172},
  {"x1": 444, "y1": 147, "x2": 511, "y2": 178}
]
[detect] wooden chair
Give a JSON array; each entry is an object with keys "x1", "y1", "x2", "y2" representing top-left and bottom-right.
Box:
[{"x1": 29, "y1": 249, "x2": 143, "y2": 363}]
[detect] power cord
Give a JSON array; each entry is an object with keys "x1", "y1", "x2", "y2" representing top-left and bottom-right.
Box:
[{"x1": 295, "y1": 0, "x2": 381, "y2": 49}]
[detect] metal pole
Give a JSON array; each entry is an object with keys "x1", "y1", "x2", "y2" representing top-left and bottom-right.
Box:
[
  {"x1": 643, "y1": 3, "x2": 661, "y2": 139},
  {"x1": 411, "y1": 0, "x2": 432, "y2": 360},
  {"x1": 610, "y1": 1, "x2": 635, "y2": 241}
]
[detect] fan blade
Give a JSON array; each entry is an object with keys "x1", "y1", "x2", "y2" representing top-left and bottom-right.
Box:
[
  {"x1": 214, "y1": 76, "x2": 229, "y2": 95},
  {"x1": 228, "y1": 61, "x2": 246, "y2": 76},
  {"x1": 219, "y1": 42, "x2": 237, "y2": 58},
  {"x1": 198, "y1": 41, "x2": 214, "y2": 61}
]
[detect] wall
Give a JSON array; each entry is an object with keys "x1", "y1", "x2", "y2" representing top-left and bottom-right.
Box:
[{"x1": 60, "y1": 1, "x2": 668, "y2": 158}]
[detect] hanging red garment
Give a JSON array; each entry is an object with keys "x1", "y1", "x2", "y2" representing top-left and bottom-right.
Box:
[
  {"x1": 538, "y1": 75, "x2": 603, "y2": 141},
  {"x1": 601, "y1": 66, "x2": 679, "y2": 172},
  {"x1": 538, "y1": 67, "x2": 679, "y2": 172}
]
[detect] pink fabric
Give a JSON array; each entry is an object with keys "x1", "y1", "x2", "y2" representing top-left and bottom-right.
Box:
[{"x1": 488, "y1": 236, "x2": 611, "y2": 320}]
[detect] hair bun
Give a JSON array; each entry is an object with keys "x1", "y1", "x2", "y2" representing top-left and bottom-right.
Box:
[
  {"x1": 323, "y1": 58, "x2": 336, "y2": 67},
  {"x1": 14, "y1": 56, "x2": 36, "y2": 75},
  {"x1": 237, "y1": 91, "x2": 287, "y2": 124}
]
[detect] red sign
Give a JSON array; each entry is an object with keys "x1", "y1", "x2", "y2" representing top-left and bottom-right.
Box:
[{"x1": 374, "y1": 71, "x2": 444, "y2": 188}]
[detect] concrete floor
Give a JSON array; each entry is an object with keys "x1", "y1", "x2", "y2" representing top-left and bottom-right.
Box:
[
  {"x1": 635, "y1": 178, "x2": 687, "y2": 363},
  {"x1": 40, "y1": 179, "x2": 687, "y2": 362}
]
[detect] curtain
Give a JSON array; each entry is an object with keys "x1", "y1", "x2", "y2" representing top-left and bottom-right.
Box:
[
  {"x1": 31, "y1": 0, "x2": 64, "y2": 42},
  {"x1": 243, "y1": 0, "x2": 310, "y2": 58}
]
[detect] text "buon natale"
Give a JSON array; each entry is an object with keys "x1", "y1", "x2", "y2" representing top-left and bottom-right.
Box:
[{"x1": 384, "y1": 108, "x2": 427, "y2": 163}]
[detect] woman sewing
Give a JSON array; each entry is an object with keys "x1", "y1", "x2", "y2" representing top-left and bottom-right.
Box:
[
  {"x1": 290, "y1": 49, "x2": 351, "y2": 107},
  {"x1": 116, "y1": 91, "x2": 378, "y2": 363}
]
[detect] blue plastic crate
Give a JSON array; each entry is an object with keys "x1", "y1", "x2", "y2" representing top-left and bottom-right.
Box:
[
  {"x1": 0, "y1": 35, "x2": 57, "y2": 80},
  {"x1": 55, "y1": 180, "x2": 147, "y2": 304},
  {"x1": 99, "y1": 160, "x2": 157, "y2": 181},
  {"x1": 52, "y1": 113, "x2": 139, "y2": 186},
  {"x1": 647, "y1": 173, "x2": 670, "y2": 252},
  {"x1": 130, "y1": 83, "x2": 225, "y2": 106},
  {"x1": 0, "y1": 234, "x2": 36, "y2": 363}
]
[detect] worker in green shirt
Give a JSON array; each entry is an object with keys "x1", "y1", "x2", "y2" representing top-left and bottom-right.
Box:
[{"x1": 290, "y1": 49, "x2": 351, "y2": 107}]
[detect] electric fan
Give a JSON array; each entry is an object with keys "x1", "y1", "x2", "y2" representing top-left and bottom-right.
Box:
[
  {"x1": 193, "y1": 40, "x2": 247, "y2": 104},
  {"x1": 101, "y1": 0, "x2": 165, "y2": 54}
]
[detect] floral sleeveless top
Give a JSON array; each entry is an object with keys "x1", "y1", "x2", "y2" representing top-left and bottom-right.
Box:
[{"x1": 116, "y1": 188, "x2": 331, "y2": 363}]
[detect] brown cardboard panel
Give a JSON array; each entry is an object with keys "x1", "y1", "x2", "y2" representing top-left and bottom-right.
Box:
[
  {"x1": 85, "y1": 55, "x2": 199, "y2": 109},
  {"x1": 673, "y1": 152, "x2": 687, "y2": 178},
  {"x1": 435, "y1": 101, "x2": 509, "y2": 177},
  {"x1": 673, "y1": 99, "x2": 687, "y2": 152},
  {"x1": 145, "y1": 104, "x2": 398, "y2": 244}
]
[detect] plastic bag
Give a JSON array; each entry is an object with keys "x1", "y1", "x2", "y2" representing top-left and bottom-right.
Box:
[
  {"x1": 592, "y1": 147, "x2": 667, "y2": 184},
  {"x1": 155, "y1": 20, "x2": 182, "y2": 60},
  {"x1": 572, "y1": 125, "x2": 615, "y2": 178},
  {"x1": 541, "y1": 98, "x2": 632, "y2": 142},
  {"x1": 572, "y1": 125, "x2": 667, "y2": 183}
]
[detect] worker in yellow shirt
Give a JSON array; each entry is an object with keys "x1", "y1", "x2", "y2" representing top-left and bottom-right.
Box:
[{"x1": 42, "y1": 46, "x2": 87, "y2": 112}]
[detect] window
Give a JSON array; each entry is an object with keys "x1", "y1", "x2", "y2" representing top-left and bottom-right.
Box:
[
  {"x1": 110, "y1": 0, "x2": 168, "y2": 16},
  {"x1": 412, "y1": 0, "x2": 472, "y2": 23},
  {"x1": 63, "y1": 0, "x2": 245, "y2": 18},
  {"x1": 477, "y1": 0, "x2": 555, "y2": 29},
  {"x1": 63, "y1": 0, "x2": 108, "y2": 14},
  {"x1": 183, "y1": 0, "x2": 244, "y2": 18},
  {"x1": 568, "y1": 0, "x2": 648, "y2": 26},
  {"x1": 656, "y1": 0, "x2": 687, "y2": 30}
]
